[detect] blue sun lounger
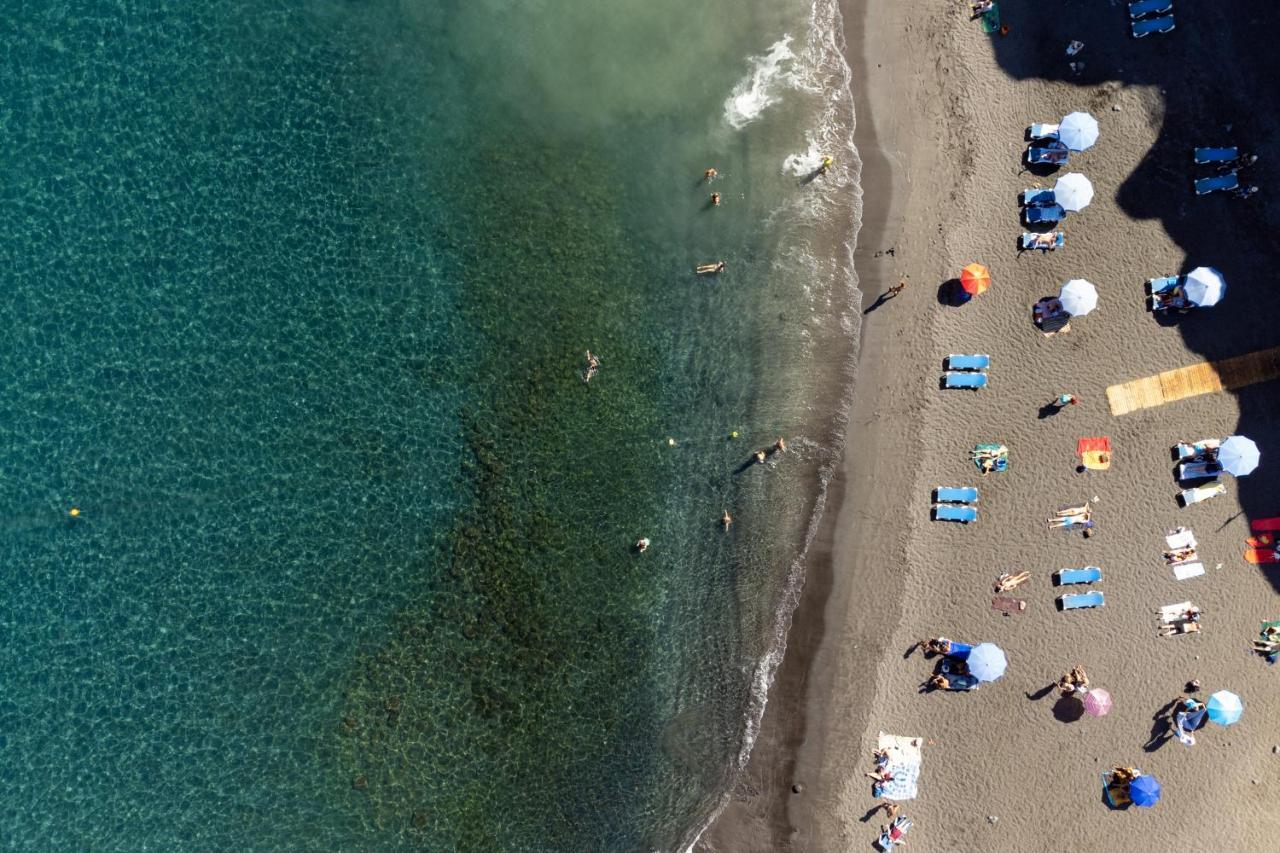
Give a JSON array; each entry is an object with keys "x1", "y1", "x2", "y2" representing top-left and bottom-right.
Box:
[
  {"x1": 1027, "y1": 145, "x2": 1069, "y2": 166},
  {"x1": 1194, "y1": 147, "x2": 1237, "y2": 165},
  {"x1": 1021, "y1": 231, "x2": 1065, "y2": 251},
  {"x1": 1132, "y1": 15, "x2": 1175, "y2": 37},
  {"x1": 943, "y1": 372, "x2": 987, "y2": 390},
  {"x1": 1024, "y1": 204, "x2": 1066, "y2": 224},
  {"x1": 1055, "y1": 567, "x2": 1102, "y2": 586},
  {"x1": 1195, "y1": 172, "x2": 1238, "y2": 195},
  {"x1": 934, "y1": 486, "x2": 979, "y2": 504},
  {"x1": 1027, "y1": 123, "x2": 1059, "y2": 141},
  {"x1": 933, "y1": 504, "x2": 978, "y2": 523},
  {"x1": 1129, "y1": 0, "x2": 1172, "y2": 18},
  {"x1": 946, "y1": 354, "x2": 990, "y2": 372},
  {"x1": 1059, "y1": 590, "x2": 1105, "y2": 610},
  {"x1": 1147, "y1": 275, "x2": 1179, "y2": 294},
  {"x1": 1022, "y1": 188, "x2": 1057, "y2": 206}
]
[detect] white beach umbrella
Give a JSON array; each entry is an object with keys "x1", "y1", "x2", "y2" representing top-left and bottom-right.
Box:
[
  {"x1": 1059, "y1": 279, "x2": 1099, "y2": 316},
  {"x1": 1184, "y1": 266, "x2": 1227, "y2": 307},
  {"x1": 1059, "y1": 111, "x2": 1100, "y2": 151},
  {"x1": 1218, "y1": 435, "x2": 1260, "y2": 476},
  {"x1": 1053, "y1": 173, "x2": 1094, "y2": 212}
]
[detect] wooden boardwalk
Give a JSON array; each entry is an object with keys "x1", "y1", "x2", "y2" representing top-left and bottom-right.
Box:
[{"x1": 1106, "y1": 346, "x2": 1280, "y2": 415}]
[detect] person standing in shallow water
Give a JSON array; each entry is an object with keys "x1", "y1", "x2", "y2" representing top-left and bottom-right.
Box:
[{"x1": 703, "y1": 167, "x2": 717, "y2": 182}]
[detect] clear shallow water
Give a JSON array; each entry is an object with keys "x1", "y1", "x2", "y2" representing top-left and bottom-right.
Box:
[{"x1": 0, "y1": 1, "x2": 858, "y2": 850}]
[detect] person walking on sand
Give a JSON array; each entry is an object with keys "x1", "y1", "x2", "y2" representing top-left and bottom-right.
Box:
[
  {"x1": 888, "y1": 277, "x2": 908, "y2": 297},
  {"x1": 1054, "y1": 393, "x2": 1079, "y2": 408}
]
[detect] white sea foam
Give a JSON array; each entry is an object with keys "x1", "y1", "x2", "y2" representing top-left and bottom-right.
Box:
[{"x1": 723, "y1": 36, "x2": 800, "y2": 129}]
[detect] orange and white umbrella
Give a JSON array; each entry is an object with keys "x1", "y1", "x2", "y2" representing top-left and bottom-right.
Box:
[{"x1": 960, "y1": 263, "x2": 990, "y2": 295}]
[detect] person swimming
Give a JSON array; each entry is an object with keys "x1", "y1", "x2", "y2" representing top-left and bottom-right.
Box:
[{"x1": 695, "y1": 261, "x2": 727, "y2": 275}]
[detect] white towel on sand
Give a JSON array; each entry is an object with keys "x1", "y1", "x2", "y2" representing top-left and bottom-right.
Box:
[{"x1": 877, "y1": 732, "x2": 923, "y2": 800}]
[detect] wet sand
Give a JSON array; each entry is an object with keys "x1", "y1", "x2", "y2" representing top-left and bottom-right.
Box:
[{"x1": 700, "y1": 0, "x2": 1280, "y2": 850}]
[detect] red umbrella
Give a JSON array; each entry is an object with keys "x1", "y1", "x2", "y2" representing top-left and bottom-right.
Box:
[
  {"x1": 960, "y1": 263, "x2": 991, "y2": 295},
  {"x1": 1084, "y1": 688, "x2": 1113, "y2": 717}
]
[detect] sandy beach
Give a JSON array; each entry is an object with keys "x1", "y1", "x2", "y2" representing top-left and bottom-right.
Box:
[{"x1": 699, "y1": 1, "x2": 1280, "y2": 850}]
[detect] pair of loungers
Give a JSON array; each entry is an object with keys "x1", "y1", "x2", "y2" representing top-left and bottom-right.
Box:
[
  {"x1": 1130, "y1": 0, "x2": 1174, "y2": 37},
  {"x1": 942, "y1": 353, "x2": 989, "y2": 390},
  {"x1": 1055, "y1": 566, "x2": 1103, "y2": 610},
  {"x1": 932, "y1": 486, "x2": 978, "y2": 523},
  {"x1": 1020, "y1": 187, "x2": 1067, "y2": 227}
]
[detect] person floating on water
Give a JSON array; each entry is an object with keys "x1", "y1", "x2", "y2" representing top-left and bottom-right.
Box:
[
  {"x1": 696, "y1": 261, "x2": 727, "y2": 275},
  {"x1": 753, "y1": 449, "x2": 767, "y2": 465},
  {"x1": 635, "y1": 537, "x2": 650, "y2": 554},
  {"x1": 704, "y1": 167, "x2": 718, "y2": 182},
  {"x1": 721, "y1": 510, "x2": 733, "y2": 530},
  {"x1": 773, "y1": 437, "x2": 787, "y2": 454},
  {"x1": 583, "y1": 350, "x2": 601, "y2": 383},
  {"x1": 710, "y1": 192, "x2": 721, "y2": 207}
]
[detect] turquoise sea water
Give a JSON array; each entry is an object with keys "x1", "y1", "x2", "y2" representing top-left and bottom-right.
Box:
[{"x1": 0, "y1": 2, "x2": 858, "y2": 850}]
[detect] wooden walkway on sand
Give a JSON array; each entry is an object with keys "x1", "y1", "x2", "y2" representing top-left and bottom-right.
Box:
[{"x1": 1106, "y1": 346, "x2": 1280, "y2": 415}]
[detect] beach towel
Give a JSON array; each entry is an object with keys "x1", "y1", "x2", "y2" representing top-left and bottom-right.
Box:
[
  {"x1": 1158, "y1": 602, "x2": 1194, "y2": 624},
  {"x1": 1077, "y1": 437, "x2": 1112, "y2": 470},
  {"x1": 1173, "y1": 712, "x2": 1196, "y2": 746},
  {"x1": 1165, "y1": 527, "x2": 1197, "y2": 550},
  {"x1": 992, "y1": 595, "x2": 1027, "y2": 615},
  {"x1": 876, "y1": 732, "x2": 923, "y2": 800},
  {"x1": 980, "y1": 4, "x2": 1001, "y2": 34}
]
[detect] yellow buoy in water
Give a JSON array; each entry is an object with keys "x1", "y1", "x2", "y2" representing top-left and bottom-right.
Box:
[
  {"x1": 69, "y1": 507, "x2": 81, "y2": 517},
  {"x1": 730, "y1": 431, "x2": 740, "y2": 439},
  {"x1": 667, "y1": 437, "x2": 677, "y2": 447}
]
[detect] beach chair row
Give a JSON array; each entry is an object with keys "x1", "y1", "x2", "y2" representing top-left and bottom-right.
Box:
[
  {"x1": 1129, "y1": 0, "x2": 1173, "y2": 38},
  {"x1": 942, "y1": 354, "x2": 989, "y2": 390}
]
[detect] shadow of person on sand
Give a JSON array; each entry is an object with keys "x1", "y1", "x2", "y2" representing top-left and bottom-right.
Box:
[
  {"x1": 1143, "y1": 697, "x2": 1181, "y2": 751},
  {"x1": 1037, "y1": 401, "x2": 1063, "y2": 419},
  {"x1": 863, "y1": 288, "x2": 900, "y2": 314},
  {"x1": 1025, "y1": 683, "x2": 1057, "y2": 701}
]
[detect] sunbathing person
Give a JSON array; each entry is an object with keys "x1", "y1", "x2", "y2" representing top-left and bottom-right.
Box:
[
  {"x1": 1252, "y1": 639, "x2": 1279, "y2": 654},
  {"x1": 1158, "y1": 620, "x2": 1202, "y2": 637},
  {"x1": 1029, "y1": 232, "x2": 1058, "y2": 249},
  {"x1": 993, "y1": 571, "x2": 1031, "y2": 592},
  {"x1": 1111, "y1": 766, "x2": 1139, "y2": 784},
  {"x1": 1163, "y1": 547, "x2": 1197, "y2": 564}
]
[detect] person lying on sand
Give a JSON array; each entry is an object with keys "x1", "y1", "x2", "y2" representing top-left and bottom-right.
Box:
[
  {"x1": 1158, "y1": 620, "x2": 1201, "y2": 637},
  {"x1": 994, "y1": 571, "x2": 1031, "y2": 593},
  {"x1": 1111, "y1": 766, "x2": 1139, "y2": 784},
  {"x1": 1163, "y1": 547, "x2": 1197, "y2": 563},
  {"x1": 1252, "y1": 639, "x2": 1279, "y2": 653}
]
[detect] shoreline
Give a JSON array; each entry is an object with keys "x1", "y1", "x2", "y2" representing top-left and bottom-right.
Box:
[{"x1": 696, "y1": 0, "x2": 923, "y2": 845}]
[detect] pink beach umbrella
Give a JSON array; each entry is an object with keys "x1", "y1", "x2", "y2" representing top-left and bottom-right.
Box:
[{"x1": 1083, "y1": 688, "x2": 1113, "y2": 717}]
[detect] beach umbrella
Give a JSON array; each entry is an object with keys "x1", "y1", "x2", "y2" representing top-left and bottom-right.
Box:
[
  {"x1": 1184, "y1": 266, "x2": 1226, "y2": 307},
  {"x1": 1059, "y1": 111, "x2": 1099, "y2": 151},
  {"x1": 1207, "y1": 690, "x2": 1244, "y2": 726},
  {"x1": 1053, "y1": 173, "x2": 1094, "y2": 212},
  {"x1": 1130, "y1": 775, "x2": 1162, "y2": 808},
  {"x1": 966, "y1": 642, "x2": 1007, "y2": 682},
  {"x1": 1059, "y1": 279, "x2": 1099, "y2": 316},
  {"x1": 1218, "y1": 436, "x2": 1260, "y2": 477},
  {"x1": 960, "y1": 263, "x2": 991, "y2": 296},
  {"x1": 1083, "y1": 688, "x2": 1113, "y2": 717}
]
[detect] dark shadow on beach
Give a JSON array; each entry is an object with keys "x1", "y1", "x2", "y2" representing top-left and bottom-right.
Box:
[
  {"x1": 986, "y1": 0, "x2": 1280, "y2": 594},
  {"x1": 1037, "y1": 401, "x2": 1062, "y2": 420},
  {"x1": 937, "y1": 278, "x2": 968, "y2": 307},
  {"x1": 1025, "y1": 683, "x2": 1057, "y2": 701},
  {"x1": 1052, "y1": 695, "x2": 1084, "y2": 723},
  {"x1": 863, "y1": 289, "x2": 899, "y2": 314}
]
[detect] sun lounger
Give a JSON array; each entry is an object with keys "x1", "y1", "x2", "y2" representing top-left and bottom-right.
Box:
[
  {"x1": 1027, "y1": 144, "x2": 1069, "y2": 165},
  {"x1": 1055, "y1": 567, "x2": 1102, "y2": 586},
  {"x1": 933, "y1": 504, "x2": 978, "y2": 523},
  {"x1": 943, "y1": 372, "x2": 987, "y2": 390},
  {"x1": 1132, "y1": 14, "x2": 1175, "y2": 37},
  {"x1": 1174, "y1": 439, "x2": 1219, "y2": 462},
  {"x1": 1179, "y1": 482, "x2": 1226, "y2": 506},
  {"x1": 1147, "y1": 275, "x2": 1179, "y2": 294},
  {"x1": 1130, "y1": 0, "x2": 1173, "y2": 18},
  {"x1": 1102, "y1": 772, "x2": 1132, "y2": 809},
  {"x1": 934, "y1": 486, "x2": 978, "y2": 504},
  {"x1": 1020, "y1": 231, "x2": 1065, "y2": 251},
  {"x1": 1244, "y1": 548, "x2": 1280, "y2": 564},
  {"x1": 1159, "y1": 601, "x2": 1195, "y2": 624},
  {"x1": 946, "y1": 354, "x2": 990, "y2": 371},
  {"x1": 1024, "y1": 204, "x2": 1066, "y2": 224},
  {"x1": 1177, "y1": 460, "x2": 1223, "y2": 481},
  {"x1": 1194, "y1": 146, "x2": 1237, "y2": 164},
  {"x1": 1172, "y1": 562, "x2": 1205, "y2": 580},
  {"x1": 1195, "y1": 172, "x2": 1238, "y2": 195},
  {"x1": 1059, "y1": 590, "x2": 1105, "y2": 610},
  {"x1": 1021, "y1": 188, "x2": 1057, "y2": 206},
  {"x1": 1026, "y1": 123, "x2": 1059, "y2": 141},
  {"x1": 1250, "y1": 517, "x2": 1280, "y2": 533}
]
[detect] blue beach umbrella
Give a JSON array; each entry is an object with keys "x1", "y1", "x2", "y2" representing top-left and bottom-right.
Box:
[
  {"x1": 1207, "y1": 690, "x2": 1244, "y2": 726},
  {"x1": 966, "y1": 643, "x2": 1007, "y2": 682},
  {"x1": 1059, "y1": 111, "x2": 1099, "y2": 151},
  {"x1": 1217, "y1": 436, "x2": 1260, "y2": 477},
  {"x1": 1130, "y1": 774, "x2": 1161, "y2": 807}
]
